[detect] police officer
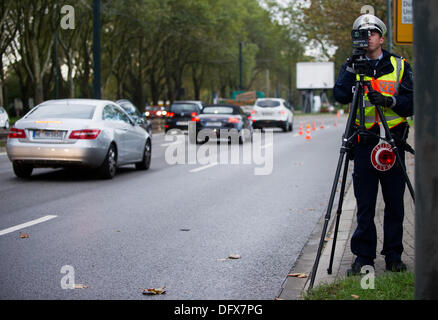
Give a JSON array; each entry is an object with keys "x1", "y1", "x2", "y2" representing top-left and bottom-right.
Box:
[{"x1": 333, "y1": 14, "x2": 414, "y2": 275}]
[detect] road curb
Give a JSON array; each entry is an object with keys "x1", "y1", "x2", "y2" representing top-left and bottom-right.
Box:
[{"x1": 277, "y1": 178, "x2": 355, "y2": 300}]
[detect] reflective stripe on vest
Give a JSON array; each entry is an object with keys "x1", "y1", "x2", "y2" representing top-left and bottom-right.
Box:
[{"x1": 356, "y1": 56, "x2": 407, "y2": 129}]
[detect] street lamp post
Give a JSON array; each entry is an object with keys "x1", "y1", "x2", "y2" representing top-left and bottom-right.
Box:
[
  {"x1": 93, "y1": 0, "x2": 101, "y2": 99},
  {"x1": 239, "y1": 42, "x2": 243, "y2": 90}
]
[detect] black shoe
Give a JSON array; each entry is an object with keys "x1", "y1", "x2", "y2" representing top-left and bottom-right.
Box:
[
  {"x1": 346, "y1": 261, "x2": 374, "y2": 277},
  {"x1": 386, "y1": 261, "x2": 407, "y2": 272}
]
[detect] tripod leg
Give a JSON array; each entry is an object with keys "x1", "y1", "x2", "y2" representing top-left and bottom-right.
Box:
[
  {"x1": 374, "y1": 106, "x2": 415, "y2": 202},
  {"x1": 327, "y1": 154, "x2": 351, "y2": 274},
  {"x1": 308, "y1": 151, "x2": 347, "y2": 289},
  {"x1": 308, "y1": 80, "x2": 362, "y2": 291}
]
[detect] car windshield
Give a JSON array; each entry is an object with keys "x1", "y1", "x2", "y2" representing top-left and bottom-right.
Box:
[
  {"x1": 26, "y1": 104, "x2": 96, "y2": 119},
  {"x1": 202, "y1": 107, "x2": 234, "y2": 114},
  {"x1": 256, "y1": 100, "x2": 281, "y2": 108},
  {"x1": 119, "y1": 103, "x2": 140, "y2": 117},
  {"x1": 170, "y1": 104, "x2": 198, "y2": 112}
]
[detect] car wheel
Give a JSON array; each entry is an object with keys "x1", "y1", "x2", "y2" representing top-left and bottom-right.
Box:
[
  {"x1": 239, "y1": 131, "x2": 245, "y2": 144},
  {"x1": 99, "y1": 144, "x2": 117, "y2": 179},
  {"x1": 282, "y1": 121, "x2": 288, "y2": 132},
  {"x1": 136, "y1": 140, "x2": 151, "y2": 170},
  {"x1": 13, "y1": 161, "x2": 33, "y2": 178}
]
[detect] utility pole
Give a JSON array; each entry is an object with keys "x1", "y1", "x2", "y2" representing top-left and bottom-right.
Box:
[
  {"x1": 414, "y1": 0, "x2": 438, "y2": 300},
  {"x1": 93, "y1": 0, "x2": 101, "y2": 99},
  {"x1": 387, "y1": 0, "x2": 393, "y2": 53}
]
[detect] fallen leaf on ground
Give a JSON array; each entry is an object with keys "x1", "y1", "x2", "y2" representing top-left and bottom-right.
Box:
[
  {"x1": 228, "y1": 254, "x2": 241, "y2": 259},
  {"x1": 288, "y1": 273, "x2": 301, "y2": 277},
  {"x1": 19, "y1": 233, "x2": 29, "y2": 239},
  {"x1": 351, "y1": 294, "x2": 359, "y2": 299},
  {"x1": 288, "y1": 273, "x2": 308, "y2": 278},
  {"x1": 74, "y1": 284, "x2": 89, "y2": 289},
  {"x1": 142, "y1": 286, "x2": 166, "y2": 295}
]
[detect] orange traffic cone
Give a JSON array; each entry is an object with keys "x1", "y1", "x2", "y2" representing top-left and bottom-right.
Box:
[
  {"x1": 298, "y1": 122, "x2": 304, "y2": 135},
  {"x1": 336, "y1": 110, "x2": 341, "y2": 118},
  {"x1": 305, "y1": 124, "x2": 312, "y2": 140},
  {"x1": 312, "y1": 120, "x2": 316, "y2": 131},
  {"x1": 320, "y1": 120, "x2": 325, "y2": 129}
]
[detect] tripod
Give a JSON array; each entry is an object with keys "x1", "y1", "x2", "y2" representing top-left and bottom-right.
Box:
[{"x1": 307, "y1": 72, "x2": 415, "y2": 291}]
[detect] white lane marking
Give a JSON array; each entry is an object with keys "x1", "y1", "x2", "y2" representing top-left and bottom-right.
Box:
[
  {"x1": 190, "y1": 162, "x2": 218, "y2": 173},
  {"x1": 160, "y1": 141, "x2": 184, "y2": 147},
  {"x1": 0, "y1": 215, "x2": 58, "y2": 236}
]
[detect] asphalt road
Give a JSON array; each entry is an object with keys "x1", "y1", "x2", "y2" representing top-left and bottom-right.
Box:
[{"x1": 0, "y1": 115, "x2": 346, "y2": 299}]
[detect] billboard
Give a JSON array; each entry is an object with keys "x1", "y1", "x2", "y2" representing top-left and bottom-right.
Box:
[{"x1": 296, "y1": 62, "x2": 334, "y2": 89}]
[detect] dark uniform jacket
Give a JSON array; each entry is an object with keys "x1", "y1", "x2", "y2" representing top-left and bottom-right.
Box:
[{"x1": 333, "y1": 49, "x2": 414, "y2": 142}]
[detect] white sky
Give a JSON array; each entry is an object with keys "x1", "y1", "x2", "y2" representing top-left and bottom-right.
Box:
[{"x1": 259, "y1": 0, "x2": 337, "y2": 60}]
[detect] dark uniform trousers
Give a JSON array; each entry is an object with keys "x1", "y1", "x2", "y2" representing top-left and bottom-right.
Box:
[{"x1": 351, "y1": 141, "x2": 406, "y2": 266}]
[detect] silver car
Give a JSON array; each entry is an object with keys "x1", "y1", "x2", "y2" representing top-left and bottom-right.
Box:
[
  {"x1": 0, "y1": 106, "x2": 9, "y2": 129},
  {"x1": 6, "y1": 99, "x2": 152, "y2": 179}
]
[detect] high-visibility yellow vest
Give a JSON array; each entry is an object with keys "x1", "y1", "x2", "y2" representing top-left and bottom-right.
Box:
[{"x1": 356, "y1": 56, "x2": 407, "y2": 129}]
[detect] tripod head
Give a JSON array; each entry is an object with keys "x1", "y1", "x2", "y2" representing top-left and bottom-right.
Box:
[{"x1": 350, "y1": 48, "x2": 370, "y2": 76}]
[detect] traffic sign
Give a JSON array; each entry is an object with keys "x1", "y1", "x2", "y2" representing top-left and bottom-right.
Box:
[{"x1": 394, "y1": 0, "x2": 413, "y2": 45}]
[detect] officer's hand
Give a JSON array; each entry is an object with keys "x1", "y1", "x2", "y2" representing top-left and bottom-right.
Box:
[
  {"x1": 367, "y1": 91, "x2": 394, "y2": 107},
  {"x1": 350, "y1": 59, "x2": 373, "y2": 76}
]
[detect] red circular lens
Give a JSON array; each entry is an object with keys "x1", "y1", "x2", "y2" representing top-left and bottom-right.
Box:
[{"x1": 378, "y1": 149, "x2": 395, "y2": 165}]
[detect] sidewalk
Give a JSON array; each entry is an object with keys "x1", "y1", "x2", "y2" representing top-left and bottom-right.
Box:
[{"x1": 278, "y1": 129, "x2": 415, "y2": 300}]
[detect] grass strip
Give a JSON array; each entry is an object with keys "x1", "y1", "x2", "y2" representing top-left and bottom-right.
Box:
[{"x1": 304, "y1": 271, "x2": 414, "y2": 300}]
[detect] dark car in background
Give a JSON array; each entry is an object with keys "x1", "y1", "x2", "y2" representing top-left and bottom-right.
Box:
[
  {"x1": 116, "y1": 99, "x2": 152, "y2": 135},
  {"x1": 165, "y1": 101, "x2": 203, "y2": 133},
  {"x1": 190, "y1": 104, "x2": 253, "y2": 144}
]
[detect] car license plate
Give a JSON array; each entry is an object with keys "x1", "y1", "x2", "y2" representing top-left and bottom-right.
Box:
[
  {"x1": 176, "y1": 121, "x2": 189, "y2": 126},
  {"x1": 33, "y1": 130, "x2": 64, "y2": 140},
  {"x1": 263, "y1": 112, "x2": 273, "y2": 116},
  {"x1": 205, "y1": 122, "x2": 222, "y2": 127}
]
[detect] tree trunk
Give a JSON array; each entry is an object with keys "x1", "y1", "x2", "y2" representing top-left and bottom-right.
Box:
[{"x1": 81, "y1": 41, "x2": 90, "y2": 98}]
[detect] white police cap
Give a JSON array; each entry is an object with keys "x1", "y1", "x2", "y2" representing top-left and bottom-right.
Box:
[{"x1": 353, "y1": 14, "x2": 387, "y2": 36}]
